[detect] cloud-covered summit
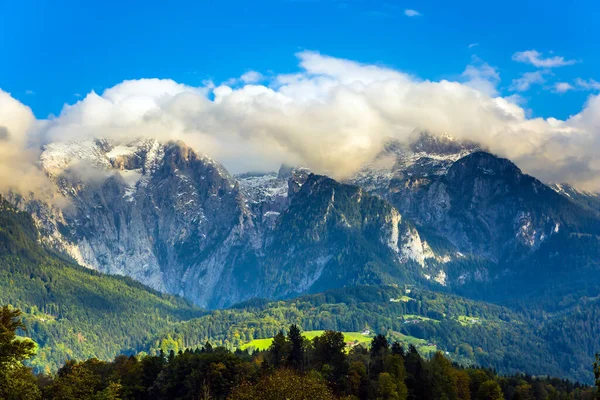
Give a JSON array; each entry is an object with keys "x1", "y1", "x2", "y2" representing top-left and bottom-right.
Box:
[{"x1": 1, "y1": 51, "x2": 600, "y2": 193}]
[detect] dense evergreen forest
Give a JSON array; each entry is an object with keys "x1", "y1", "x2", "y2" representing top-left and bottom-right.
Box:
[
  {"x1": 1, "y1": 306, "x2": 598, "y2": 400},
  {"x1": 144, "y1": 285, "x2": 600, "y2": 384}
]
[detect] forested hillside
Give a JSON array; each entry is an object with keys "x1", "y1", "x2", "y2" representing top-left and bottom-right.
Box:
[
  {"x1": 0, "y1": 196, "x2": 203, "y2": 373},
  {"x1": 0, "y1": 309, "x2": 596, "y2": 400},
  {"x1": 145, "y1": 285, "x2": 600, "y2": 383}
]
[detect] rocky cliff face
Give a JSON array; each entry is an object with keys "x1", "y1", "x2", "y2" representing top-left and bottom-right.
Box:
[
  {"x1": 27, "y1": 138, "x2": 434, "y2": 308},
  {"x1": 348, "y1": 133, "x2": 600, "y2": 290},
  {"x1": 38, "y1": 139, "x2": 257, "y2": 305},
  {"x1": 15, "y1": 133, "x2": 600, "y2": 306},
  {"x1": 550, "y1": 183, "x2": 600, "y2": 216}
]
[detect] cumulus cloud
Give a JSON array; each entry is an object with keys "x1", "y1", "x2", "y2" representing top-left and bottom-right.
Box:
[
  {"x1": 3, "y1": 51, "x2": 600, "y2": 192},
  {"x1": 404, "y1": 9, "x2": 421, "y2": 17},
  {"x1": 240, "y1": 71, "x2": 264, "y2": 84},
  {"x1": 554, "y1": 82, "x2": 574, "y2": 93},
  {"x1": 510, "y1": 70, "x2": 549, "y2": 92},
  {"x1": 461, "y1": 57, "x2": 500, "y2": 96},
  {"x1": 0, "y1": 90, "x2": 55, "y2": 197},
  {"x1": 512, "y1": 50, "x2": 577, "y2": 68}
]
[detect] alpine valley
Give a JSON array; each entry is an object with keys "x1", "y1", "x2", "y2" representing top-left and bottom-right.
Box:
[{"x1": 3, "y1": 132, "x2": 600, "y2": 382}]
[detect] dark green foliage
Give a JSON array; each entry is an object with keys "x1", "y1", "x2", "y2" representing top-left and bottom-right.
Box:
[
  {"x1": 145, "y1": 284, "x2": 599, "y2": 383},
  {"x1": 3, "y1": 317, "x2": 594, "y2": 400},
  {"x1": 287, "y1": 324, "x2": 304, "y2": 370},
  {"x1": 0, "y1": 306, "x2": 41, "y2": 399},
  {"x1": 267, "y1": 331, "x2": 289, "y2": 368},
  {"x1": 476, "y1": 380, "x2": 503, "y2": 400}
]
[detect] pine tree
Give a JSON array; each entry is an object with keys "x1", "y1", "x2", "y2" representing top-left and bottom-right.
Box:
[
  {"x1": 287, "y1": 324, "x2": 304, "y2": 370},
  {"x1": 268, "y1": 331, "x2": 289, "y2": 368},
  {"x1": 0, "y1": 306, "x2": 40, "y2": 400}
]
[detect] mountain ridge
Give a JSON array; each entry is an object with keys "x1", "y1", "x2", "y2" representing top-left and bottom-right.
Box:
[{"x1": 8, "y1": 133, "x2": 600, "y2": 309}]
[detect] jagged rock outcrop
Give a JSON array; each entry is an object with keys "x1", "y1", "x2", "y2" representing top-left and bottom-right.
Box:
[
  {"x1": 550, "y1": 183, "x2": 600, "y2": 215},
  {"x1": 348, "y1": 133, "x2": 600, "y2": 290},
  {"x1": 12, "y1": 132, "x2": 600, "y2": 306},
  {"x1": 27, "y1": 139, "x2": 431, "y2": 308}
]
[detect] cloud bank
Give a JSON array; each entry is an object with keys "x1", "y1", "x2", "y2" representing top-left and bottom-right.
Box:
[
  {"x1": 0, "y1": 90, "x2": 56, "y2": 197},
  {"x1": 2, "y1": 51, "x2": 600, "y2": 192}
]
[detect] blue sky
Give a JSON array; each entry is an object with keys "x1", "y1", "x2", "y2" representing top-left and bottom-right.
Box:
[{"x1": 1, "y1": 0, "x2": 598, "y2": 119}]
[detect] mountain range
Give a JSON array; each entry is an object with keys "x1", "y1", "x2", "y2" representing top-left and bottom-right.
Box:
[
  {"x1": 10, "y1": 132, "x2": 599, "y2": 308},
  {"x1": 2, "y1": 131, "x2": 600, "y2": 381}
]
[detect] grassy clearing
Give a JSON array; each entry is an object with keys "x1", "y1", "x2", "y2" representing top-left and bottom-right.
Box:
[
  {"x1": 402, "y1": 314, "x2": 437, "y2": 322},
  {"x1": 457, "y1": 315, "x2": 481, "y2": 326},
  {"x1": 240, "y1": 330, "x2": 373, "y2": 351},
  {"x1": 389, "y1": 296, "x2": 415, "y2": 303},
  {"x1": 240, "y1": 330, "x2": 439, "y2": 356},
  {"x1": 391, "y1": 332, "x2": 437, "y2": 355},
  {"x1": 240, "y1": 338, "x2": 274, "y2": 351}
]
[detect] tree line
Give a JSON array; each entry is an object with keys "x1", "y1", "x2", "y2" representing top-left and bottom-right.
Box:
[{"x1": 1, "y1": 306, "x2": 598, "y2": 400}]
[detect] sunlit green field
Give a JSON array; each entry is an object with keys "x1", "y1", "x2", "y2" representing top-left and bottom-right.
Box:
[
  {"x1": 240, "y1": 330, "x2": 374, "y2": 351},
  {"x1": 239, "y1": 329, "x2": 440, "y2": 356},
  {"x1": 457, "y1": 315, "x2": 482, "y2": 326},
  {"x1": 392, "y1": 332, "x2": 437, "y2": 354}
]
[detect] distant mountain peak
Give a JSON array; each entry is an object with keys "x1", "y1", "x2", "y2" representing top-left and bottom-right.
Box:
[
  {"x1": 446, "y1": 151, "x2": 523, "y2": 182},
  {"x1": 409, "y1": 131, "x2": 483, "y2": 155}
]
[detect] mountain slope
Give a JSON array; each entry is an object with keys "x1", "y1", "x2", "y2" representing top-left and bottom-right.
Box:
[
  {"x1": 26, "y1": 139, "x2": 441, "y2": 308},
  {"x1": 258, "y1": 173, "x2": 429, "y2": 296},
  {"x1": 550, "y1": 183, "x2": 600, "y2": 215},
  {"x1": 15, "y1": 134, "x2": 600, "y2": 308},
  {"x1": 0, "y1": 195, "x2": 203, "y2": 373},
  {"x1": 348, "y1": 134, "x2": 600, "y2": 297}
]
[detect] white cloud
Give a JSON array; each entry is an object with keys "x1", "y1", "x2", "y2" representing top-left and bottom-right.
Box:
[
  {"x1": 404, "y1": 9, "x2": 421, "y2": 17},
  {"x1": 554, "y1": 82, "x2": 574, "y2": 93},
  {"x1": 504, "y1": 93, "x2": 527, "y2": 106},
  {"x1": 461, "y1": 57, "x2": 500, "y2": 96},
  {"x1": 548, "y1": 78, "x2": 600, "y2": 94},
  {"x1": 512, "y1": 50, "x2": 577, "y2": 68},
  {"x1": 25, "y1": 89, "x2": 35, "y2": 95},
  {"x1": 223, "y1": 71, "x2": 265, "y2": 86},
  {"x1": 575, "y1": 78, "x2": 600, "y2": 91},
  {"x1": 510, "y1": 70, "x2": 549, "y2": 92},
  {"x1": 240, "y1": 71, "x2": 264, "y2": 84},
  {"x1": 468, "y1": 43, "x2": 479, "y2": 49},
  {"x1": 4, "y1": 51, "x2": 600, "y2": 192},
  {"x1": 0, "y1": 90, "x2": 55, "y2": 196}
]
